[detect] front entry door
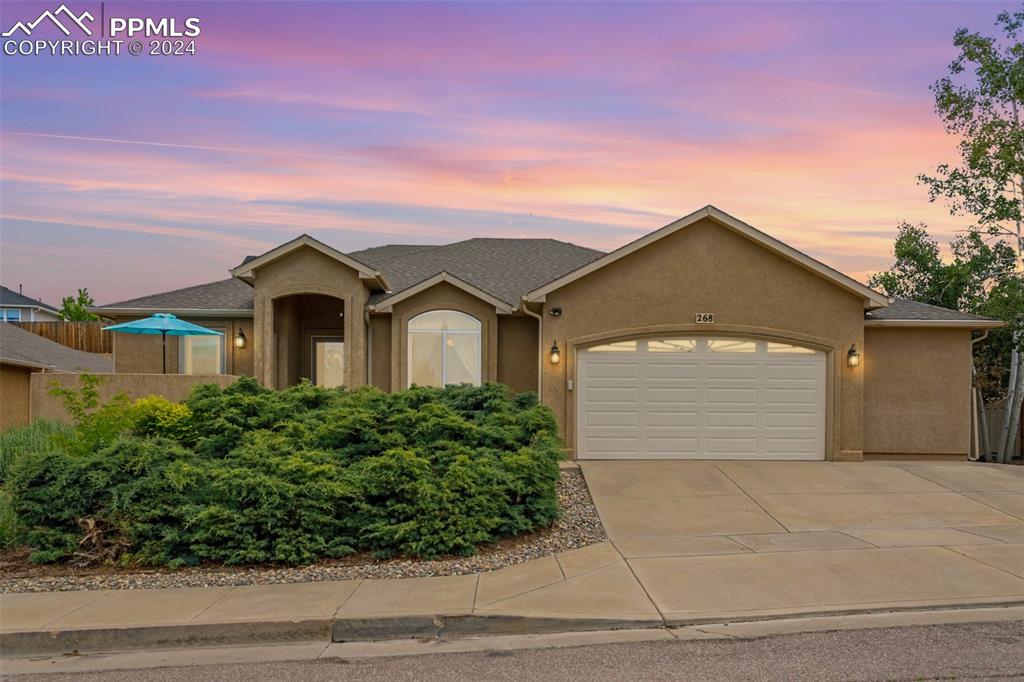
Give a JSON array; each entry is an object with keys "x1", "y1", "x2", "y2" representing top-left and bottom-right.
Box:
[{"x1": 311, "y1": 336, "x2": 344, "y2": 388}]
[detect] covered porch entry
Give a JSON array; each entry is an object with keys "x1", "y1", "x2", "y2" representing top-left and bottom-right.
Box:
[{"x1": 271, "y1": 293, "x2": 345, "y2": 389}]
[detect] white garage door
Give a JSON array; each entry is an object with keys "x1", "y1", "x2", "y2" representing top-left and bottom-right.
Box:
[{"x1": 578, "y1": 337, "x2": 826, "y2": 460}]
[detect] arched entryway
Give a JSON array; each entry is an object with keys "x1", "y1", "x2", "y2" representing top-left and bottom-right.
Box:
[{"x1": 271, "y1": 294, "x2": 345, "y2": 388}]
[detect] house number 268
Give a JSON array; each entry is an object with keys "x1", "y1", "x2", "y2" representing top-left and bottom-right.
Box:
[{"x1": 695, "y1": 313, "x2": 715, "y2": 324}]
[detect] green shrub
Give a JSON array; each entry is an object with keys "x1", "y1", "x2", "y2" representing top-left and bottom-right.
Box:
[
  {"x1": 48, "y1": 374, "x2": 135, "y2": 456},
  {"x1": 0, "y1": 488, "x2": 25, "y2": 549},
  {"x1": 9, "y1": 381, "x2": 563, "y2": 565},
  {"x1": 131, "y1": 396, "x2": 195, "y2": 444}
]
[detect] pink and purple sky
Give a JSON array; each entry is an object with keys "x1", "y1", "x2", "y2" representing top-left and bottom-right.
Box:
[{"x1": 0, "y1": 1, "x2": 1013, "y2": 306}]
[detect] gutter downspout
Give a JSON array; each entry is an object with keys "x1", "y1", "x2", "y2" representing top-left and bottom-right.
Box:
[
  {"x1": 970, "y1": 330, "x2": 990, "y2": 461},
  {"x1": 521, "y1": 299, "x2": 543, "y2": 399}
]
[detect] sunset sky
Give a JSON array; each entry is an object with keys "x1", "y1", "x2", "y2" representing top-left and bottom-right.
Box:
[{"x1": 0, "y1": 1, "x2": 1014, "y2": 306}]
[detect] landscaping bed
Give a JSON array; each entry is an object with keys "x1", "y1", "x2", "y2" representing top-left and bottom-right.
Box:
[
  {"x1": 0, "y1": 469, "x2": 604, "y2": 593},
  {"x1": 1, "y1": 378, "x2": 604, "y2": 592}
]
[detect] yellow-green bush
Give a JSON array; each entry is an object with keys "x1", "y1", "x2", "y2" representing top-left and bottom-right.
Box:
[{"x1": 131, "y1": 396, "x2": 195, "y2": 444}]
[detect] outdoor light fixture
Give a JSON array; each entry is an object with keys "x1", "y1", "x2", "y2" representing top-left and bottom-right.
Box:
[
  {"x1": 550, "y1": 341, "x2": 561, "y2": 365},
  {"x1": 847, "y1": 344, "x2": 860, "y2": 368},
  {"x1": 235, "y1": 329, "x2": 247, "y2": 349},
  {"x1": 549, "y1": 307, "x2": 562, "y2": 317}
]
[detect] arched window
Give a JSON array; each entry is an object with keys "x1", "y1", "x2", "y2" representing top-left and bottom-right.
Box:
[{"x1": 407, "y1": 310, "x2": 481, "y2": 387}]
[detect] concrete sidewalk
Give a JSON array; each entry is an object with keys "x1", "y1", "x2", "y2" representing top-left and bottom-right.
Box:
[{"x1": 2, "y1": 461, "x2": 1023, "y2": 657}]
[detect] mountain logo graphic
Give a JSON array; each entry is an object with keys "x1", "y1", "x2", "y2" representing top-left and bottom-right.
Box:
[{"x1": 3, "y1": 4, "x2": 95, "y2": 37}]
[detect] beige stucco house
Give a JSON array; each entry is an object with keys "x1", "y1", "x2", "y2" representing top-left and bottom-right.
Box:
[{"x1": 92, "y1": 206, "x2": 1002, "y2": 461}]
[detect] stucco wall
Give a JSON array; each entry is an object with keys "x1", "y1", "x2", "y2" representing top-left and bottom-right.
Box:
[
  {"x1": 1, "y1": 364, "x2": 32, "y2": 431},
  {"x1": 30, "y1": 373, "x2": 239, "y2": 423},
  {"x1": 250, "y1": 246, "x2": 370, "y2": 389},
  {"x1": 389, "y1": 282, "x2": 499, "y2": 390},
  {"x1": 863, "y1": 327, "x2": 972, "y2": 458},
  {"x1": 497, "y1": 314, "x2": 539, "y2": 394},
  {"x1": 539, "y1": 216, "x2": 867, "y2": 460},
  {"x1": 111, "y1": 316, "x2": 253, "y2": 377},
  {"x1": 369, "y1": 313, "x2": 392, "y2": 391}
]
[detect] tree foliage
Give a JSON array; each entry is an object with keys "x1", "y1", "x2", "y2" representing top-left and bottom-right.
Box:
[
  {"x1": 58, "y1": 288, "x2": 99, "y2": 321},
  {"x1": 869, "y1": 222, "x2": 1023, "y2": 399}
]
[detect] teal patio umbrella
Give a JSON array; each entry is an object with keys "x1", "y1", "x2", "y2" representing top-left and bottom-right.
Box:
[{"x1": 103, "y1": 313, "x2": 223, "y2": 374}]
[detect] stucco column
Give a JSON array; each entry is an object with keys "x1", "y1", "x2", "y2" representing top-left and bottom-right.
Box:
[
  {"x1": 836, "y1": 334, "x2": 865, "y2": 461},
  {"x1": 253, "y1": 293, "x2": 274, "y2": 387}
]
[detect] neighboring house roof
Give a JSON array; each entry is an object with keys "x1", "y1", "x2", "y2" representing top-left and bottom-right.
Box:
[
  {"x1": 865, "y1": 299, "x2": 1004, "y2": 328},
  {"x1": 93, "y1": 278, "x2": 255, "y2": 317},
  {"x1": 230, "y1": 234, "x2": 389, "y2": 290},
  {"x1": 0, "y1": 285, "x2": 59, "y2": 313},
  {"x1": 0, "y1": 323, "x2": 112, "y2": 372},
  {"x1": 524, "y1": 205, "x2": 890, "y2": 309}
]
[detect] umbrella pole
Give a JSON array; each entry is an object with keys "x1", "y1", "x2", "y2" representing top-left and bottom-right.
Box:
[{"x1": 162, "y1": 330, "x2": 167, "y2": 374}]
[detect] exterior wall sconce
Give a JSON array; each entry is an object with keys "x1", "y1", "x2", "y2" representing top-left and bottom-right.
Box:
[
  {"x1": 550, "y1": 341, "x2": 561, "y2": 364},
  {"x1": 549, "y1": 307, "x2": 562, "y2": 317},
  {"x1": 234, "y1": 329, "x2": 247, "y2": 349},
  {"x1": 847, "y1": 344, "x2": 860, "y2": 368}
]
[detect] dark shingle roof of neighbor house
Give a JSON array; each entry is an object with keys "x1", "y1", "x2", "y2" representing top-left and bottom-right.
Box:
[
  {"x1": 0, "y1": 323, "x2": 112, "y2": 372},
  {"x1": 0, "y1": 285, "x2": 59, "y2": 312},
  {"x1": 96, "y1": 278, "x2": 255, "y2": 313},
  {"x1": 865, "y1": 298, "x2": 1001, "y2": 323}
]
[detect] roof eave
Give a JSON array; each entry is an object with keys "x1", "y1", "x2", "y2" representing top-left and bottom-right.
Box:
[
  {"x1": 864, "y1": 319, "x2": 1004, "y2": 328},
  {"x1": 90, "y1": 307, "x2": 255, "y2": 318}
]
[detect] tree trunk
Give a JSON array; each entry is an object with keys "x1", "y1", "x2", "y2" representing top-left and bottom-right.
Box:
[
  {"x1": 998, "y1": 340, "x2": 1022, "y2": 462},
  {"x1": 1002, "y1": 356, "x2": 1024, "y2": 461}
]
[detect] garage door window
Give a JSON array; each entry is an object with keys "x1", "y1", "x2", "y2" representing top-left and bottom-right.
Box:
[
  {"x1": 588, "y1": 341, "x2": 637, "y2": 352},
  {"x1": 707, "y1": 338, "x2": 757, "y2": 353},
  {"x1": 648, "y1": 339, "x2": 696, "y2": 352},
  {"x1": 766, "y1": 342, "x2": 817, "y2": 354},
  {"x1": 408, "y1": 310, "x2": 481, "y2": 387}
]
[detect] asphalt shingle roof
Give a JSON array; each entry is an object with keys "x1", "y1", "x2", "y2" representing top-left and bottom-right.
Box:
[
  {"x1": 364, "y1": 238, "x2": 605, "y2": 306},
  {"x1": 97, "y1": 278, "x2": 255, "y2": 312},
  {"x1": 0, "y1": 324, "x2": 112, "y2": 373},
  {"x1": 0, "y1": 285, "x2": 58, "y2": 312},
  {"x1": 865, "y1": 298, "x2": 1000, "y2": 323}
]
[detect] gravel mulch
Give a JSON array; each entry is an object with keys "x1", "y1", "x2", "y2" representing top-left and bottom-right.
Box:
[{"x1": 0, "y1": 469, "x2": 606, "y2": 593}]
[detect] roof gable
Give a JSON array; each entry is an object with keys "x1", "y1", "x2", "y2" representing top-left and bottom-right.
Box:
[
  {"x1": 523, "y1": 206, "x2": 889, "y2": 309},
  {"x1": 231, "y1": 235, "x2": 389, "y2": 290},
  {"x1": 369, "y1": 272, "x2": 517, "y2": 313}
]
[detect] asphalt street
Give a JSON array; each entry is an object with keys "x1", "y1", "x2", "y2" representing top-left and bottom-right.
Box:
[{"x1": 11, "y1": 620, "x2": 1024, "y2": 681}]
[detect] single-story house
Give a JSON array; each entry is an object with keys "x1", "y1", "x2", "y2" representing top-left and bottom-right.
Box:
[
  {"x1": 91, "y1": 206, "x2": 1002, "y2": 461},
  {"x1": 0, "y1": 323, "x2": 113, "y2": 430},
  {"x1": 0, "y1": 285, "x2": 61, "y2": 322}
]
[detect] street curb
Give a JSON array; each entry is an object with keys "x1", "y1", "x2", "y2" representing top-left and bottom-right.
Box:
[
  {"x1": 0, "y1": 619, "x2": 333, "y2": 657},
  {"x1": 332, "y1": 614, "x2": 662, "y2": 641},
  {"x1": 4, "y1": 600, "x2": 1024, "y2": 657}
]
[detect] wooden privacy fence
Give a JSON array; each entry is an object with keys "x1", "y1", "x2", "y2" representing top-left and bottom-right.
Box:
[{"x1": 11, "y1": 321, "x2": 112, "y2": 354}]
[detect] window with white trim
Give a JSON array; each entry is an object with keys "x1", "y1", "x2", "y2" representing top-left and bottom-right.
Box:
[
  {"x1": 407, "y1": 310, "x2": 481, "y2": 387},
  {"x1": 1, "y1": 309, "x2": 23, "y2": 322}
]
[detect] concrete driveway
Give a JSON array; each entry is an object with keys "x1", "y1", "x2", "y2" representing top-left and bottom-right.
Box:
[{"x1": 579, "y1": 460, "x2": 1024, "y2": 622}]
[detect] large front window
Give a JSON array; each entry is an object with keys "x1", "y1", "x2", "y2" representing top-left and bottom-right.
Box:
[
  {"x1": 180, "y1": 333, "x2": 225, "y2": 374},
  {"x1": 408, "y1": 310, "x2": 481, "y2": 387}
]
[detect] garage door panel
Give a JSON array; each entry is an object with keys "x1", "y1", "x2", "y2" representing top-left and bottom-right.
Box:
[
  {"x1": 765, "y1": 364, "x2": 821, "y2": 381},
  {"x1": 646, "y1": 411, "x2": 699, "y2": 427},
  {"x1": 705, "y1": 363, "x2": 759, "y2": 380},
  {"x1": 586, "y1": 411, "x2": 639, "y2": 427},
  {"x1": 706, "y1": 387, "x2": 758, "y2": 404},
  {"x1": 586, "y1": 387, "x2": 639, "y2": 403},
  {"x1": 706, "y1": 411, "x2": 759, "y2": 427},
  {"x1": 579, "y1": 338, "x2": 826, "y2": 460}
]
